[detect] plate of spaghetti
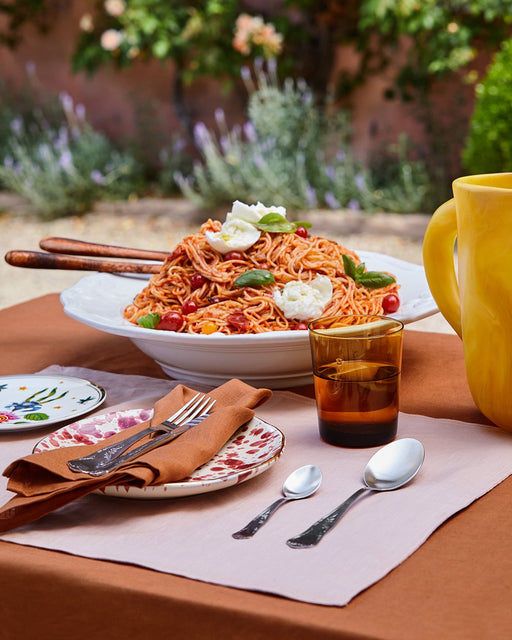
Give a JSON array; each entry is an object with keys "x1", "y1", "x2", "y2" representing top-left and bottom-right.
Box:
[{"x1": 61, "y1": 201, "x2": 437, "y2": 387}]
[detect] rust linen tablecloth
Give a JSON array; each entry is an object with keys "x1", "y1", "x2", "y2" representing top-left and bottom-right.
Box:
[
  {"x1": 1, "y1": 364, "x2": 511, "y2": 607},
  {"x1": 0, "y1": 294, "x2": 511, "y2": 639}
]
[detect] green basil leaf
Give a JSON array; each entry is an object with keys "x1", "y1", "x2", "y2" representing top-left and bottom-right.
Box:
[
  {"x1": 258, "y1": 212, "x2": 287, "y2": 224},
  {"x1": 255, "y1": 213, "x2": 296, "y2": 233},
  {"x1": 355, "y1": 262, "x2": 366, "y2": 278},
  {"x1": 342, "y1": 254, "x2": 357, "y2": 280},
  {"x1": 233, "y1": 269, "x2": 275, "y2": 288},
  {"x1": 137, "y1": 312, "x2": 161, "y2": 329},
  {"x1": 343, "y1": 253, "x2": 396, "y2": 290},
  {"x1": 356, "y1": 272, "x2": 396, "y2": 290}
]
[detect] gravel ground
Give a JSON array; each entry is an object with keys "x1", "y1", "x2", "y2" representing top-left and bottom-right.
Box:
[{"x1": 0, "y1": 192, "x2": 454, "y2": 334}]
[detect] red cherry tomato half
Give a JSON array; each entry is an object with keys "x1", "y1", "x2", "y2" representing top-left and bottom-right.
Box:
[
  {"x1": 190, "y1": 273, "x2": 207, "y2": 290},
  {"x1": 168, "y1": 246, "x2": 185, "y2": 261},
  {"x1": 382, "y1": 293, "x2": 400, "y2": 314},
  {"x1": 227, "y1": 312, "x2": 250, "y2": 332},
  {"x1": 157, "y1": 311, "x2": 184, "y2": 332},
  {"x1": 295, "y1": 226, "x2": 308, "y2": 239},
  {"x1": 181, "y1": 300, "x2": 198, "y2": 315},
  {"x1": 224, "y1": 251, "x2": 244, "y2": 261},
  {"x1": 292, "y1": 322, "x2": 308, "y2": 330}
]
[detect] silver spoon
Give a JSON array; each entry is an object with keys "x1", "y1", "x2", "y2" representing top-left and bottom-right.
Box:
[
  {"x1": 232, "y1": 465, "x2": 323, "y2": 539},
  {"x1": 286, "y1": 438, "x2": 425, "y2": 549}
]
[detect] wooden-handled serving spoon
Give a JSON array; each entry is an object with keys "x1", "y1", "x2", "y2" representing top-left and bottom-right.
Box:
[{"x1": 4, "y1": 250, "x2": 162, "y2": 273}]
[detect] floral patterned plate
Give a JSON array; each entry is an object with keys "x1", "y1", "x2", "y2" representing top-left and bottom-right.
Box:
[
  {"x1": 0, "y1": 374, "x2": 106, "y2": 432},
  {"x1": 34, "y1": 408, "x2": 285, "y2": 499}
]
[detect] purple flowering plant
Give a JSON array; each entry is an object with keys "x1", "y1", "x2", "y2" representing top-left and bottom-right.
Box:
[{"x1": 0, "y1": 73, "x2": 141, "y2": 218}]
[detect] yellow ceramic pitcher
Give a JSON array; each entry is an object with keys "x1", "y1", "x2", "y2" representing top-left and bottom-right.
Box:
[{"x1": 423, "y1": 173, "x2": 512, "y2": 431}]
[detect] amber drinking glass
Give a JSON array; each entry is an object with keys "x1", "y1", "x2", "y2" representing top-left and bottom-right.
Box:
[{"x1": 309, "y1": 315, "x2": 404, "y2": 448}]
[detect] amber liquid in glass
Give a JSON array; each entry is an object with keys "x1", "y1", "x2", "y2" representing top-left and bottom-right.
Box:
[{"x1": 314, "y1": 360, "x2": 399, "y2": 447}]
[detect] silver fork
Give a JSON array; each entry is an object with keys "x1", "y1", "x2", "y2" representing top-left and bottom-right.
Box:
[
  {"x1": 67, "y1": 393, "x2": 215, "y2": 474},
  {"x1": 77, "y1": 413, "x2": 213, "y2": 476}
]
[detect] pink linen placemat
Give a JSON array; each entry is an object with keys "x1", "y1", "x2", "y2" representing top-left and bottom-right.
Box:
[{"x1": 1, "y1": 365, "x2": 511, "y2": 606}]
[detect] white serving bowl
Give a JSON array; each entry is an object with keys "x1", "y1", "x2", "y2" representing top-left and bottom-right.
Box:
[{"x1": 60, "y1": 251, "x2": 437, "y2": 388}]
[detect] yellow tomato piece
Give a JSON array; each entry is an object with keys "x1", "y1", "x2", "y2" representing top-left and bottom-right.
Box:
[{"x1": 201, "y1": 321, "x2": 218, "y2": 335}]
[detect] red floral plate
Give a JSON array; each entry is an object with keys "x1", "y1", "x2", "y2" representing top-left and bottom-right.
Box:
[{"x1": 34, "y1": 408, "x2": 285, "y2": 499}]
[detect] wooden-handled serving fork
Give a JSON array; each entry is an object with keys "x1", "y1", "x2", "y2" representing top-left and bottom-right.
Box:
[{"x1": 4, "y1": 237, "x2": 170, "y2": 273}]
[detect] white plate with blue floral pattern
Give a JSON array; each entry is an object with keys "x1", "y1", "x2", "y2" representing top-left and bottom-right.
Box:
[{"x1": 0, "y1": 374, "x2": 106, "y2": 432}]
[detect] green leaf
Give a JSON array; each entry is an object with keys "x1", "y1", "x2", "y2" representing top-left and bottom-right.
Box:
[
  {"x1": 342, "y1": 254, "x2": 357, "y2": 280},
  {"x1": 137, "y1": 312, "x2": 161, "y2": 329},
  {"x1": 356, "y1": 271, "x2": 396, "y2": 290},
  {"x1": 355, "y1": 262, "x2": 366, "y2": 279},
  {"x1": 23, "y1": 413, "x2": 49, "y2": 422},
  {"x1": 255, "y1": 213, "x2": 296, "y2": 233},
  {"x1": 342, "y1": 254, "x2": 395, "y2": 290},
  {"x1": 153, "y1": 39, "x2": 170, "y2": 58},
  {"x1": 233, "y1": 269, "x2": 275, "y2": 288}
]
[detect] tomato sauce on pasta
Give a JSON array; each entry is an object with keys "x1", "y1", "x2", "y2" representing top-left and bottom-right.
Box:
[{"x1": 123, "y1": 219, "x2": 400, "y2": 334}]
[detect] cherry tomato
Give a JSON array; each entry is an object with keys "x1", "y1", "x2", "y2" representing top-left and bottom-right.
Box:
[
  {"x1": 190, "y1": 273, "x2": 207, "y2": 290},
  {"x1": 227, "y1": 312, "x2": 250, "y2": 332},
  {"x1": 157, "y1": 311, "x2": 184, "y2": 332},
  {"x1": 224, "y1": 251, "x2": 244, "y2": 261},
  {"x1": 292, "y1": 322, "x2": 308, "y2": 330},
  {"x1": 168, "y1": 246, "x2": 185, "y2": 261},
  {"x1": 295, "y1": 226, "x2": 308, "y2": 239},
  {"x1": 382, "y1": 293, "x2": 400, "y2": 314},
  {"x1": 181, "y1": 300, "x2": 198, "y2": 315}
]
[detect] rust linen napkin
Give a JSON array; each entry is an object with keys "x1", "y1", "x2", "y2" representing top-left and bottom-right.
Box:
[{"x1": 0, "y1": 379, "x2": 272, "y2": 532}]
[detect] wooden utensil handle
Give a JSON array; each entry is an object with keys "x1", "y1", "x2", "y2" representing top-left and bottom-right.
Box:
[
  {"x1": 39, "y1": 236, "x2": 169, "y2": 261},
  {"x1": 4, "y1": 250, "x2": 161, "y2": 274}
]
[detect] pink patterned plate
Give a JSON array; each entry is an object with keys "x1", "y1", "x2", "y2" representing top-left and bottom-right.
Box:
[{"x1": 34, "y1": 409, "x2": 285, "y2": 499}]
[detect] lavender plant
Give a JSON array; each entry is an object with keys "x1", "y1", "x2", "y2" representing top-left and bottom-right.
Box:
[
  {"x1": 176, "y1": 62, "x2": 361, "y2": 213},
  {"x1": 176, "y1": 62, "x2": 432, "y2": 214},
  {"x1": 0, "y1": 90, "x2": 141, "y2": 218}
]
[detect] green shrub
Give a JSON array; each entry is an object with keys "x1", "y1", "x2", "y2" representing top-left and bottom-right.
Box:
[
  {"x1": 0, "y1": 89, "x2": 142, "y2": 218},
  {"x1": 155, "y1": 136, "x2": 194, "y2": 195},
  {"x1": 368, "y1": 135, "x2": 435, "y2": 213},
  {"x1": 463, "y1": 38, "x2": 512, "y2": 174},
  {"x1": 122, "y1": 97, "x2": 193, "y2": 194}
]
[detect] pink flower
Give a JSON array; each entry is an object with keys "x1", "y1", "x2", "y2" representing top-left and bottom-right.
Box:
[
  {"x1": 104, "y1": 0, "x2": 126, "y2": 18},
  {"x1": 233, "y1": 35, "x2": 250, "y2": 55},
  {"x1": 79, "y1": 13, "x2": 94, "y2": 33},
  {"x1": 236, "y1": 14, "x2": 256, "y2": 31},
  {"x1": 233, "y1": 13, "x2": 283, "y2": 58},
  {"x1": 0, "y1": 411, "x2": 19, "y2": 424},
  {"x1": 252, "y1": 24, "x2": 275, "y2": 45},
  {"x1": 100, "y1": 29, "x2": 123, "y2": 51}
]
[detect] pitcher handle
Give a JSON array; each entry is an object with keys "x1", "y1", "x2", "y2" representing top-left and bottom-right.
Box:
[{"x1": 422, "y1": 198, "x2": 462, "y2": 337}]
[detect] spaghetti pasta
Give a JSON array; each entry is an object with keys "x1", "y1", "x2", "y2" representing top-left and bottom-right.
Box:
[{"x1": 123, "y1": 218, "x2": 400, "y2": 335}]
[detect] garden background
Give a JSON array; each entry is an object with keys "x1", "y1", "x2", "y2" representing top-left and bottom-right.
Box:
[{"x1": 0, "y1": 0, "x2": 511, "y2": 325}]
